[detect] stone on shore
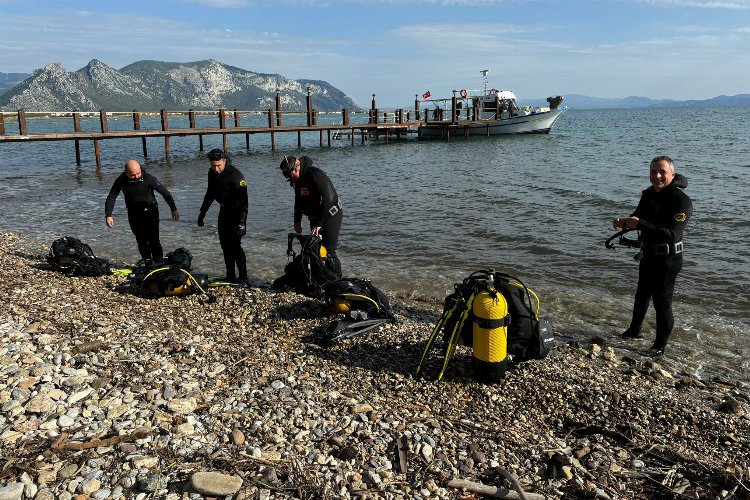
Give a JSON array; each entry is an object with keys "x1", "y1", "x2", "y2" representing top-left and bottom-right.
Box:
[{"x1": 190, "y1": 472, "x2": 243, "y2": 496}]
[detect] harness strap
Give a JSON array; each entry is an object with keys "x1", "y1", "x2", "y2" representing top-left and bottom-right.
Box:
[{"x1": 474, "y1": 315, "x2": 511, "y2": 329}]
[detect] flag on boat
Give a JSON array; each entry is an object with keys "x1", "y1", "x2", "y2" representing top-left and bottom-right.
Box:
[{"x1": 422, "y1": 90, "x2": 431, "y2": 99}]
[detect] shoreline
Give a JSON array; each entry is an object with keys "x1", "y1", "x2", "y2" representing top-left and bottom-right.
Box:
[{"x1": 1, "y1": 232, "x2": 748, "y2": 499}]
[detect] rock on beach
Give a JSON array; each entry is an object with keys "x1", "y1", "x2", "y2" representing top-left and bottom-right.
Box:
[{"x1": 0, "y1": 232, "x2": 748, "y2": 499}]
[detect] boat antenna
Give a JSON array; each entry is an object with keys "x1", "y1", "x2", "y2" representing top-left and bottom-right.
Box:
[{"x1": 480, "y1": 69, "x2": 489, "y2": 93}]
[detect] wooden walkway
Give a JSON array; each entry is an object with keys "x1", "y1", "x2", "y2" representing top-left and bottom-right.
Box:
[{"x1": 0, "y1": 93, "x2": 490, "y2": 164}]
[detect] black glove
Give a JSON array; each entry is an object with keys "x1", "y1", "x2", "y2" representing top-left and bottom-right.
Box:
[
  {"x1": 238, "y1": 224, "x2": 246, "y2": 238},
  {"x1": 197, "y1": 212, "x2": 205, "y2": 227}
]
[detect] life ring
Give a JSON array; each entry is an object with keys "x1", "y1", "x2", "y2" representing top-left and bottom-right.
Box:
[{"x1": 460, "y1": 88, "x2": 468, "y2": 98}]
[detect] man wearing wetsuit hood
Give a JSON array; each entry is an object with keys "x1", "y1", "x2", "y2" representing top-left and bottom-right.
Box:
[
  {"x1": 613, "y1": 155, "x2": 692, "y2": 357},
  {"x1": 198, "y1": 149, "x2": 249, "y2": 285},
  {"x1": 105, "y1": 159, "x2": 179, "y2": 265},
  {"x1": 280, "y1": 155, "x2": 343, "y2": 276}
]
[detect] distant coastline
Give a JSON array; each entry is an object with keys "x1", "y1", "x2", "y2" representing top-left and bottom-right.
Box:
[{"x1": 521, "y1": 92, "x2": 750, "y2": 110}]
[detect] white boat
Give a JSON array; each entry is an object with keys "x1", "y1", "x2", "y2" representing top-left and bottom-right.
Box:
[{"x1": 416, "y1": 71, "x2": 565, "y2": 136}]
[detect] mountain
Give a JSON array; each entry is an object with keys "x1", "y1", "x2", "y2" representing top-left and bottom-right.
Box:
[
  {"x1": 0, "y1": 72, "x2": 29, "y2": 93},
  {"x1": 2, "y1": 62, "x2": 748, "y2": 111},
  {"x1": 0, "y1": 59, "x2": 360, "y2": 112}
]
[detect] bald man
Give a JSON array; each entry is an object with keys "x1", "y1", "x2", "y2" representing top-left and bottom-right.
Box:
[{"x1": 105, "y1": 160, "x2": 179, "y2": 265}]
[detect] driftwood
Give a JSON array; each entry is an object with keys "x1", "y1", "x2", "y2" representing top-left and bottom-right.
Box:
[
  {"x1": 447, "y1": 478, "x2": 547, "y2": 500},
  {"x1": 51, "y1": 428, "x2": 151, "y2": 451},
  {"x1": 396, "y1": 434, "x2": 409, "y2": 473}
]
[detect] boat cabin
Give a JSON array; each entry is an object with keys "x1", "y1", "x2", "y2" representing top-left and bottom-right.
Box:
[{"x1": 474, "y1": 90, "x2": 526, "y2": 120}]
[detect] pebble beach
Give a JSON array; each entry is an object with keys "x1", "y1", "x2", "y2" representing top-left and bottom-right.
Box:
[{"x1": 1, "y1": 232, "x2": 749, "y2": 500}]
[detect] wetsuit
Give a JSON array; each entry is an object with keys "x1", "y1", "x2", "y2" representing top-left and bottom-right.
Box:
[
  {"x1": 627, "y1": 174, "x2": 692, "y2": 349},
  {"x1": 293, "y1": 156, "x2": 343, "y2": 276},
  {"x1": 199, "y1": 163, "x2": 248, "y2": 281},
  {"x1": 105, "y1": 170, "x2": 177, "y2": 262}
]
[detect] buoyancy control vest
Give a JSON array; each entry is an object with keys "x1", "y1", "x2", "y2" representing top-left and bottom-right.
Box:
[
  {"x1": 322, "y1": 277, "x2": 394, "y2": 320},
  {"x1": 272, "y1": 233, "x2": 339, "y2": 296},
  {"x1": 136, "y1": 248, "x2": 208, "y2": 297},
  {"x1": 47, "y1": 237, "x2": 111, "y2": 277}
]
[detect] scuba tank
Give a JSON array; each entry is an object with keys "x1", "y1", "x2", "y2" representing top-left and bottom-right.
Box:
[{"x1": 471, "y1": 285, "x2": 510, "y2": 382}]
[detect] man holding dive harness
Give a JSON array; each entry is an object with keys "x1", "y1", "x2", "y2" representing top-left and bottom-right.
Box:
[
  {"x1": 279, "y1": 155, "x2": 343, "y2": 277},
  {"x1": 613, "y1": 155, "x2": 692, "y2": 357},
  {"x1": 198, "y1": 149, "x2": 249, "y2": 285}
]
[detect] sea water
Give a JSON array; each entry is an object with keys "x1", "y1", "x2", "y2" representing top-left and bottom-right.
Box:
[{"x1": 1, "y1": 107, "x2": 748, "y2": 382}]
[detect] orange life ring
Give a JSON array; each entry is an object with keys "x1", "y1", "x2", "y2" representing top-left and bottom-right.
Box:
[{"x1": 460, "y1": 88, "x2": 468, "y2": 98}]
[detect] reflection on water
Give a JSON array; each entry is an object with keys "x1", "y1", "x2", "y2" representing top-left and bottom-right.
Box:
[{"x1": 2, "y1": 107, "x2": 749, "y2": 383}]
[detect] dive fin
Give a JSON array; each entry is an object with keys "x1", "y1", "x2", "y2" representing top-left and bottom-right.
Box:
[{"x1": 318, "y1": 318, "x2": 389, "y2": 347}]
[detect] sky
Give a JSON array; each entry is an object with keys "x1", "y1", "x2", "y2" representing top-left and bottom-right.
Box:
[{"x1": 1, "y1": 0, "x2": 749, "y2": 107}]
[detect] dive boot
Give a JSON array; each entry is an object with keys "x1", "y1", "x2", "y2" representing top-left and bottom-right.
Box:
[
  {"x1": 621, "y1": 327, "x2": 644, "y2": 340},
  {"x1": 644, "y1": 344, "x2": 666, "y2": 357}
]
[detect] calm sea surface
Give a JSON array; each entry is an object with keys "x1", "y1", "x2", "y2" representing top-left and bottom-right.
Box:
[{"x1": 1, "y1": 107, "x2": 748, "y2": 382}]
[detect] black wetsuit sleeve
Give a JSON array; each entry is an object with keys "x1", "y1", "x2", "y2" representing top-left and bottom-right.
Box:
[
  {"x1": 237, "y1": 177, "x2": 248, "y2": 226},
  {"x1": 293, "y1": 191, "x2": 303, "y2": 225},
  {"x1": 150, "y1": 174, "x2": 177, "y2": 212},
  {"x1": 104, "y1": 174, "x2": 125, "y2": 217},
  {"x1": 199, "y1": 172, "x2": 215, "y2": 215}
]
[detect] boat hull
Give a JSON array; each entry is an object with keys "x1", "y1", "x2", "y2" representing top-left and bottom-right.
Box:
[{"x1": 418, "y1": 109, "x2": 565, "y2": 136}]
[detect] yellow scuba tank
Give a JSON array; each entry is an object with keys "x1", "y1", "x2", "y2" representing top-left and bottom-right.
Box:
[
  {"x1": 471, "y1": 288, "x2": 509, "y2": 382},
  {"x1": 330, "y1": 297, "x2": 351, "y2": 313}
]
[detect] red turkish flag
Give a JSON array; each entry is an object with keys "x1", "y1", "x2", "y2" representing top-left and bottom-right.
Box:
[{"x1": 422, "y1": 91, "x2": 431, "y2": 99}]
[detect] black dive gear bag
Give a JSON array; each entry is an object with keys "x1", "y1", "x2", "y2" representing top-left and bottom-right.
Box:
[
  {"x1": 136, "y1": 248, "x2": 208, "y2": 297},
  {"x1": 318, "y1": 277, "x2": 396, "y2": 346},
  {"x1": 47, "y1": 237, "x2": 111, "y2": 277},
  {"x1": 272, "y1": 233, "x2": 339, "y2": 296},
  {"x1": 322, "y1": 277, "x2": 395, "y2": 320}
]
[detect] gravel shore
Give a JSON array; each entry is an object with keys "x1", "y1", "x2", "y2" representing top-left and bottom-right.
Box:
[{"x1": 1, "y1": 233, "x2": 748, "y2": 500}]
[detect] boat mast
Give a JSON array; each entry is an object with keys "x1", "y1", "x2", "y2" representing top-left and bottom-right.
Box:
[{"x1": 480, "y1": 69, "x2": 489, "y2": 94}]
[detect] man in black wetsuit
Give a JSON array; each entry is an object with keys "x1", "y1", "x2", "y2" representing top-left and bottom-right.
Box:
[
  {"x1": 198, "y1": 149, "x2": 249, "y2": 285},
  {"x1": 105, "y1": 159, "x2": 179, "y2": 264},
  {"x1": 613, "y1": 155, "x2": 693, "y2": 357},
  {"x1": 280, "y1": 155, "x2": 343, "y2": 276}
]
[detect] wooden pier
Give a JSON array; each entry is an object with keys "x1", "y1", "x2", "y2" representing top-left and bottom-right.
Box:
[{"x1": 0, "y1": 92, "x2": 495, "y2": 164}]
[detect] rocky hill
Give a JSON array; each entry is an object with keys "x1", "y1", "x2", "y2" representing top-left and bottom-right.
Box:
[
  {"x1": 0, "y1": 73, "x2": 28, "y2": 93},
  {"x1": 0, "y1": 60, "x2": 360, "y2": 112}
]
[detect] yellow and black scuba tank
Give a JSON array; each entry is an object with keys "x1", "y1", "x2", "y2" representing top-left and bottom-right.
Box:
[
  {"x1": 417, "y1": 269, "x2": 499, "y2": 381},
  {"x1": 471, "y1": 287, "x2": 510, "y2": 382},
  {"x1": 417, "y1": 269, "x2": 554, "y2": 382}
]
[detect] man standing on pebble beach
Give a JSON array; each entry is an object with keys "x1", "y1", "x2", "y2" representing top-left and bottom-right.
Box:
[
  {"x1": 613, "y1": 155, "x2": 692, "y2": 357},
  {"x1": 197, "y1": 149, "x2": 249, "y2": 285}
]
